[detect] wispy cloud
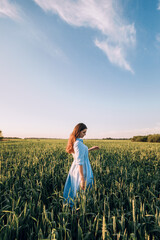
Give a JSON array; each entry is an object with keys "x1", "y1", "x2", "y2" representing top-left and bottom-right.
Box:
[
  {"x1": 26, "y1": 25, "x2": 68, "y2": 62},
  {"x1": 33, "y1": 0, "x2": 136, "y2": 73},
  {"x1": 156, "y1": 33, "x2": 160, "y2": 42},
  {"x1": 156, "y1": 2, "x2": 160, "y2": 46},
  {"x1": 0, "y1": 0, "x2": 22, "y2": 21},
  {"x1": 95, "y1": 38, "x2": 134, "y2": 73},
  {"x1": 105, "y1": 125, "x2": 160, "y2": 138},
  {"x1": 0, "y1": 0, "x2": 67, "y2": 62}
]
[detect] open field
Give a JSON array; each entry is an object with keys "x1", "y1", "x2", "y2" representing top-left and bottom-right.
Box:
[{"x1": 0, "y1": 139, "x2": 160, "y2": 240}]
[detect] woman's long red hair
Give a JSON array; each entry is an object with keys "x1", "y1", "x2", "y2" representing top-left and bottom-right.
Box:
[{"x1": 66, "y1": 123, "x2": 87, "y2": 154}]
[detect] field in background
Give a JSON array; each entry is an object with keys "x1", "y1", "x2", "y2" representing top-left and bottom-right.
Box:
[{"x1": 0, "y1": 139, "x2": 160, "y2": 240}]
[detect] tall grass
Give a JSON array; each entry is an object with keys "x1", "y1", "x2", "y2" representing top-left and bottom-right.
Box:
[{"x1": 0, "y1": 139, "x2": 160, "y2": 239}]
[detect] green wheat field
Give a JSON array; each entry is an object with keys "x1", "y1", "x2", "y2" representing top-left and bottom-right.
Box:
[{"x1": 0, "y1": 139, "x2": 160, "y2": 240}]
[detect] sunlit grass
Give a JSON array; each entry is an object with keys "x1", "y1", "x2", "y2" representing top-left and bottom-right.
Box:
[{"x1": 0, "y1": 139, "x2": 160, "y2": 239}]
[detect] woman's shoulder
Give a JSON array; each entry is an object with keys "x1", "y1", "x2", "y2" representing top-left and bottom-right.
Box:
[{"x1": 74, "y1": 138, "x2": 83, "y2": 147}]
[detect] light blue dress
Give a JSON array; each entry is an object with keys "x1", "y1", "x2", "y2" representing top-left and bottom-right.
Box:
[{"x1": 63, "y1": 138, "x2": 94, "y2": 208}]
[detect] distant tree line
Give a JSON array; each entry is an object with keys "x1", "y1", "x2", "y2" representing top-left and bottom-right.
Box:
[
  {"x1": 23, "y1": 138, "x2": 68, "y2": 140},
  {"x1": 4, "y1": 137, "x2": 22, "y2": 139},
  {"x1": 131, "y1": 134, "x2": 160, "y2": 143},
  {"x1": 102, "y1": 137, "x2": 130, "y2": 140}
]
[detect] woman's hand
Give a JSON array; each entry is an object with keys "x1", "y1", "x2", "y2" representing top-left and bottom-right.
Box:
[
  {"x1": 92, "y1": 146, "x2": 99, "y2": 150},
  {"x1": 88, "y1": 146, "x2": 100, "y2": 152},
  {"x1": 80, "y1": 178, "x2": 85, "y2": 190}
]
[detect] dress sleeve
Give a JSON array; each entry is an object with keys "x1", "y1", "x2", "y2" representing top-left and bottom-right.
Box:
[{"x1": 74, "y1": 141, "x2": 85, "y2": 165}]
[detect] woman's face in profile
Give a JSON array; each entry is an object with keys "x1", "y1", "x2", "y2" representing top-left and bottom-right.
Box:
[{"x1": 79, "y1": 129, "x2": 87, "y2": 138}]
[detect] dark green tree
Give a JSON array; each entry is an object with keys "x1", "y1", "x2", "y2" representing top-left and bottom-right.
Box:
[
  {"x1": 148, "y1": 134, "x2": 160, "y2": 142},
  {"x1": 132, "y1": 134, "x2": 160, "y2": 143},
  {"x1": 0, "y1": 130, "x2": 3, "y2": 141},
  {"x1": 132, "y1": 135, "x2": 147, "y2": 142}
]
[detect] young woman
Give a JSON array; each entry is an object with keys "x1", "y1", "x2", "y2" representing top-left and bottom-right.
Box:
[{"x1": 63, "y1": 123, "x2": 99, "y2": 208}]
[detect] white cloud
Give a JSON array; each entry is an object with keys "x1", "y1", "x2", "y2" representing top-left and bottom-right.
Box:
[
  {"x1": 95, "y1": 39, "x2": 134, "y2": 73},
  {"x1": 33, "y1": 0, "x2": 136, "y2": 73},
  {"x1": 0, "y1": 0, "x2": 21, "y2": 21},
  {"x1": 158, "y1": 0, "x2": 160, "y2": 10},
  {"x1": 105, "y1": 125, "x2": 160, "y2": 139},
  {"x1": 26, "y1": 25, "x2": 68, "y2": 62},
  {"x1": 156, "y1": 33, "x2": 160, "y2": 42},
  {"x1": 0, "y1": 0, "x2": 66, "y2": 62}
]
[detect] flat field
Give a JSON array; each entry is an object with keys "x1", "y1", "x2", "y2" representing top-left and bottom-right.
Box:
[{"x1": 0, "y1": 139, "x2": 160, "y2": 240}]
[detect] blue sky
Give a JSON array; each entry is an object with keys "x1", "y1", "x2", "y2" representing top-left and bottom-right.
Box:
[{"x1": 0, "y1": 0, "x2": 160, "y2": 139}]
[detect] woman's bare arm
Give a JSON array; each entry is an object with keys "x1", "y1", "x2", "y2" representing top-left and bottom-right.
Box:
[
  {"x1": 79, "y1": 165, "x2": 85, "y2": 190},
  {"x1": 79, "y1": 165, "x2": 84, "y2": 180},
  {"x1": 88, "y1": 146, "x2": 99, "y2": 152}
]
